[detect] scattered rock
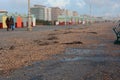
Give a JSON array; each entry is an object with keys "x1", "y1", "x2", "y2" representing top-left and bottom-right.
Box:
[
  {"x1": 33, "y1": 40, "x2": 42, "y2": 45},
  {"x1": 33, "y1": 39, "x2": 58, "y2": 46},
  {"x1": 39, "y1": 42, "x2": 50, "y2": 46},
  {"x1": 62, "y1": 41, "x2": 83, "y2": 45},
  {"x1": 33, "y1": 40, "x2": 42, "y2": 43},
  {"x1": 0, "y1": 47, "x2": 3, "y2": 50},
  {"x1": 63, "y1": 31, "x2": 73, "y2": 34},
  {"x1": 9, "y1": 45, "x2": 15, "y2": 50},
  {"x1": 54, "y1": 29, "x2": 59, "y2": 31},
  {"x1": 47, "y1": 36, "x2": 58, "y2": 40},
  {"x1": 53, "y1": 41, "x2": 59, "y2": 44},
  {"x1": 48, "y1": 33, "x2": 56, "y2": 36},
  {"x1": 88, "y1": 32, "x2": 97, "y2": 34}
]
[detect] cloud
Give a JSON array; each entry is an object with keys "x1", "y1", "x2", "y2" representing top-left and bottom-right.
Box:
[
  {"x1": 0, "y1": 0, "x2": 120, "y2": 17},
  {"x1": 84, "y1": 0, "x2": 120, "y2": 9},
  {"x1": 112, "y1": 3, "x2": 120, "y2": 9},
  {"x1": 46, "y1": 0, "x2": 70, "y2": 8},
  {"x1": 76, "y1": 0, "x2": 86, "y2": 8},
  {"x1": 84, "y1": 0, "x2": 109, "y2": 8},
  {"x1": 104, "y1": 13, "x2": 112, "y2": 17}
]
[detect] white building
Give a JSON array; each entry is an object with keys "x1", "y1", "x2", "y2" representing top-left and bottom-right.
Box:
[
  {"x1": 31, "y1": 5, "x2": 45, "y2": 20},
  {"x1": 45, "y1": 7, "x2": 52, "y2": 21},
  {"x1": 31, "y1": 5, "x2": 52, "y2": 21}
]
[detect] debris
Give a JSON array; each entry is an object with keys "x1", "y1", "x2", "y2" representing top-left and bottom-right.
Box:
[
  {"x1": 88, "y1": 32, "x2": 97, "y2": 34},
  {"x1": 9, "y1": 45, "x2": 15, "y2": 50},
  {"x1": 47, "y1": 36, "x2": 58, "y2": 40},
  {"x1": 63, "y1": 41, "x2": 83, "y2": 45}
]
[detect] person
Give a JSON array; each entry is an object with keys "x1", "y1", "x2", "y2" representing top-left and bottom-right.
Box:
[
  {"x1": 6, "y1": 17, "x2": 10, "y2": 31},
  {"x1": 10, "y1": 16, "x2": 15, "y2": 31}
]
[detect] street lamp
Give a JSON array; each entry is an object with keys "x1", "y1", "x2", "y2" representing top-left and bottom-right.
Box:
[
  {"x1": 89, "y1": 0, "x2": 92, "y2": 23},
  {"x1": 28, "y1": 0, "x2": 32, "y2": 31},
  {"x1": 64, "y1": 9, "x2": 67, "y2": 26},
  {"x1": 90, "y1": 0, "x2": 92, "y2": 17}
]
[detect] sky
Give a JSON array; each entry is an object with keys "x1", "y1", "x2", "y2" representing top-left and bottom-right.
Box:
[{"x1": 0, "y1": 0, "x2": 120, "y2": 17}]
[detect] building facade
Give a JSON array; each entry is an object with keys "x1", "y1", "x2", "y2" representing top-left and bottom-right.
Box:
[
  {"x1": 61, "y1": 9, "x2": 73, "y2": 17},
  {"x1": 51, "y1": 7, "x2": 62, "y2": 21},
  {"x1": 30, "y1": 4, "x2": 80, "y2": 23},
  {"x1": 31, "y1": 5, "x2": 45, "y2": 20},
  {"x1": 45, "y1": 7, "x2": 52, "y2": 21}
]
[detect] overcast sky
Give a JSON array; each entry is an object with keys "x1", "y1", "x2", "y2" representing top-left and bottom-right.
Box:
[{"x1": 0, "y1": 0, "x2": 120, "y2": 17}]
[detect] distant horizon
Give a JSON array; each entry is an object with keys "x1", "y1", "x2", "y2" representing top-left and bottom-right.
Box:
[{"x1": 0, "y1": 0, "x2": 120, "y2": 17}]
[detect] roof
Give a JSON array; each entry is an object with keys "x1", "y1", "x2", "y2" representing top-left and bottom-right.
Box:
[{"x1": 0, "y1": 10, "x2": 8, "y2": 13}]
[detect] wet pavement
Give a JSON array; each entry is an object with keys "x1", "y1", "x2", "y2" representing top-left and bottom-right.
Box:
[{"x1": 0, "y1": 47, "x2": 120, "y2": 80}]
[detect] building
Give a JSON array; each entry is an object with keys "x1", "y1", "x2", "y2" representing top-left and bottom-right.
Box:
[
  {"x1": 30, "y1": 5, "x2": 45, "y2": 20},
  {"x1": 62, "y1": 9, "x2": 73, "y2": 17},
  {"x1": 73, "y1": 11, "x2": 78, "y2": 16},
  {"x1": 51, "y1": 7, "x2": 62, "y2": 21},
  {"x1": 45, "y1": 7, "x2": 52, "y2": 21},
  {"x1": 0, "y1": 10, "x2": 8, "y2": 14},
  {"x1": 67, "y1": 10, "x2": 73, "y2": 17},
  {"x1": 30, "y1": 4, "x2": 80, "y2": 23},
  {"x1": 31, "y1": 5, "x2": 52, "y2": 21}
]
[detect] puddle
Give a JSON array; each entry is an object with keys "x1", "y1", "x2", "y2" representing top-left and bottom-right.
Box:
[
  {"x1": 30, "y1": 75, "x2": 44, "y2": 80},
  {"x1": 92, "y1": 44, "x2": 106, "y2": 47},
  {"x1": 62, "y1": 48, "x2": 120, "y2": 62},
  {"x1": 64, "y1": 48, "x2": 120, "y2": 55},
  {"x1": 112, "y1": 50, "x2": 120, "y2": 53},
  {"x1": 64, "y1": 48, "x2": 105, "y2": 55},
  {"x1": 61, "y1": 56, "x2": 120, "y2": 62}
]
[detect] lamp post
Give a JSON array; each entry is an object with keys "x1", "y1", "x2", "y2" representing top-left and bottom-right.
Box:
[
  {"x1": 89, "y1": 0, "x2": 92, "y2": 23},
  {"x1": 64, "y1": 9, "x2": 67, "y2": 26},
  {"x1": 28, "y1": 0, "x2": 32, "y2": 31}
]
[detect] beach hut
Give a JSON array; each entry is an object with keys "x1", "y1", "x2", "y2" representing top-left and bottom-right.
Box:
[
  {"x1": 16, "y1": 16, "x2": 22, "y2": 28},
  {"x1": 71, "y1": 17, "x2": 76, "y2": 25},
  {"x1": 2, "y1": 15, "x2": 7, "y2": 28},
  {"x1": 58, "y1": 15, "x2": 65, "y2": 25},
  {"x1": 0, "y1": 11, "x2": 8, "y2": 29},
  {"x1": 32, "y1": 16, "x2": 36, "y2": 27},
  {"x1": 22, "y1": 16, "x2": 27, "y2": 27},
  {"x1": 74, "y1": 16, "x2": 79, "y2": 24}
]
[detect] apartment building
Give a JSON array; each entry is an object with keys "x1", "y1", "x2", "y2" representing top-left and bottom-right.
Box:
[
  {"x1": 31, "y1": 4, "x2": 79, "y2": 22},
  {"x1": 31, "y1": 5, "x2": 52, "y2": 21},
  {"x1": 30, "y1": 5, "x2": 45, "y2": 20},
  {"x1": 45, "y1": 7, "x2": 52, "y2": 21},
  {"x1": 61, "y1": 9, "x2": 73, "y2": 17},
  {"x1": 51, "y1": 7, "x2": 62, "y2": 21}
]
